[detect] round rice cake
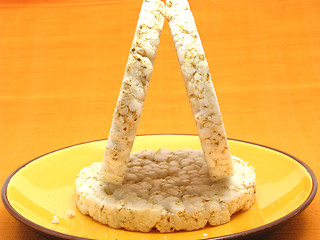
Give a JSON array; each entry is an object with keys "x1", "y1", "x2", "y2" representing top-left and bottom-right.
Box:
[{"x1": 75, "y1": 149, "x2": 256, "y2": 233}]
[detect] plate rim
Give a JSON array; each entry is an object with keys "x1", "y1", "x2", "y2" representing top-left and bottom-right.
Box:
[{"x1": 1, "y1": 134, "x2": 318, "y2": 240}]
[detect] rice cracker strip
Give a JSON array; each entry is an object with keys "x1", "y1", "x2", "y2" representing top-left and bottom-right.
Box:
[
  {"x1": 166, "y1": 0, "x2": 233, "y2": 180},
  {"x1": 100, "y1": 0, "x2": 165, "y2": 184}
]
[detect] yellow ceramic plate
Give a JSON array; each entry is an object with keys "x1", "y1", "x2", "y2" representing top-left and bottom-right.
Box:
[{"x1": 2, "y1": 135, "x2": 317, "y2": 240}]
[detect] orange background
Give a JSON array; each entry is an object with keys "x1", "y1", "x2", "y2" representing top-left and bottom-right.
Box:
[{"x1": 0, "y1": 0, "x2": 319, "y2": 239}]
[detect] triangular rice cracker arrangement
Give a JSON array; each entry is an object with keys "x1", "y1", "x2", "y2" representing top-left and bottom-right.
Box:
[
  {"x1": 100, "y1": 0, "x2": 233, "y2": 185},
  {"x1": 75, "y1": 0, "x2": 256, "y2": 233}
]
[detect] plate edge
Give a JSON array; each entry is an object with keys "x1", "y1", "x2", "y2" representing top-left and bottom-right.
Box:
[{"x1": 1, "y1": 135, "x2": 318, "y2": 240}]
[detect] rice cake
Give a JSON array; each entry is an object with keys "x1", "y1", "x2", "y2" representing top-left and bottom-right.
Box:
[
  {"x1": 166, "y1": 0, "x2": 234, "y2": 181},
  {"x1": 76, "y1": 149, "x2": 256, "y2": 233},
  {"x1": 100, "y1": 0, "x2": 165, "y2": 185}
]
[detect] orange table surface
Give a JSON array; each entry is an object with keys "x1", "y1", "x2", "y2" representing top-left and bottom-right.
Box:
[{"x1": 0, "y1": 0, "x2": 319, "y2": 239}]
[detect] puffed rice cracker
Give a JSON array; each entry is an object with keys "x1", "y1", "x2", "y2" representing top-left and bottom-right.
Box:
[
  {"x1": 76, "y1": 149, "x2": 256, "y2": 233},
  {"x1": 100, "y1": 0, "x2": 165, "y2": 184},
  {"x1": 166, "y1": 0, "x2": 234, "y2": 181}
]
